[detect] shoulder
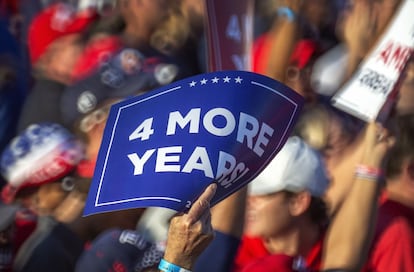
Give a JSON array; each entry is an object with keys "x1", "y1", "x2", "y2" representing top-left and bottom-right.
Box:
[
  {"x1": 375, "y1": 200, "x2": 414, "y2": 240},
  {"x1": 14, "y1": 217, "x2": 83, "y2": 271},
  {"x1": 367, "y1": 210, "x2": 414, "y2": 270}
]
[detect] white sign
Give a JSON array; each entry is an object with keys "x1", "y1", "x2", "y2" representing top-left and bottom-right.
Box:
[{"x1": 332, "y1": 0, "x2": 414, "y2": 121}]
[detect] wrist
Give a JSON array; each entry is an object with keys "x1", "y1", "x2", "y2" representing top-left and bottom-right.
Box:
[
  {"x1": 360, "y1": 157, "x2": 384, "y2": 168},
  {"x1": 162, "y1": 251, "x2": 194, "y2": 271},
  {"x1": 355, "y1": 164, "x2": 384, "y2": 181},
  {"x1": 276, "y1": 7, "x2": 296, "y2": 22},
  {"x1": 158, "y1": 258, "x2": 192, "y2": 272}
]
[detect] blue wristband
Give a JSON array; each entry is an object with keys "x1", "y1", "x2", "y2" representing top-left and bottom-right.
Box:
[
  {"x1": 277, "y1": 7, "x2": 296, "y2": 22},
  {"x1": 158, "y1": 259, "x2": 192, "y2": 272}
]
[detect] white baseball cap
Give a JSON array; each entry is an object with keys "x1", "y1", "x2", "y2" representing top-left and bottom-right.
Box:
[{"x1": 249, "y1": 136, "x2": 330, "y2": 197}]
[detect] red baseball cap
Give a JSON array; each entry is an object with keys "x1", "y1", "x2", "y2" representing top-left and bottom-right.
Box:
[
  {"x1": 71, "y1": 35, "x2": 123, "y2": 82},
  {"x1": 28, "y1": 3, "x2": 98, "y2": 64}
]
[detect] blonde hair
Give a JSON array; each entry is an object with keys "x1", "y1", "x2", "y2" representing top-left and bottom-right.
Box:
[
  {"x1": 150, "y1": 4, "x2": 191, "y2": 56},
  {"x1": 294, "y1": 104, "x2": 331, "y2": 150}
]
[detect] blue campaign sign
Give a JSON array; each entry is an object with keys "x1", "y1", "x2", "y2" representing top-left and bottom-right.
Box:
[{"x1": 84, "y1": 70, "x2": 304, "y2": 215}]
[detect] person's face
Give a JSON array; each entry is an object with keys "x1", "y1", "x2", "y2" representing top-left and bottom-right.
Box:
[
  {"x1": 80, "y1": 100, "x2": 118, "y2": 161},
  {"x1": 322, "y1": 114, "x2": 353, "y2": 164},
  {"x1": 43, "y1": 34, "x2": 84, "y2": 84},
  {"x1": 245, "y1": 192, "x2": 294, "y2": 238},
  {"x1": 285, "y1": 65, "x2": 316, "y2": 104},
  {"x1": 34, "y1": 182, "x2": 68, "y2": 216}
]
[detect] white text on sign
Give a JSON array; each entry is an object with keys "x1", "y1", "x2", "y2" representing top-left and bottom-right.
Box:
[{"x1": 127, "y1": 107, "x2": 274, "y2": 188}]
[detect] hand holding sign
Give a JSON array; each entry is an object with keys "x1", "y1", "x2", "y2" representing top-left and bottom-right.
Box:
[
  {"x1": 83, "y1": 70, "x2": 303, "y2": 215},
  {"x1": 332, "y1": 0, "x2": 414, "y2": 122},
  {"x1": 162, "y1": 183, "x2": 217, "y2": 271}
]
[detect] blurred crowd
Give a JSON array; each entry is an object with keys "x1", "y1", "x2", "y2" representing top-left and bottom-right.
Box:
[{"x1": 0, "y1": 0, "x2": 413, "y2": 271}]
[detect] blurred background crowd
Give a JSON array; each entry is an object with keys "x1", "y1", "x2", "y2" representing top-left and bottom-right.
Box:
[{"x1": 0, "y1": 0, "x2": 413, "y2": 271}]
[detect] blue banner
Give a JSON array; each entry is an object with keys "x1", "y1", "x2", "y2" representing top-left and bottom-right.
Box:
[
  {"x1": 205, "y1": 0, "x2": 254, "y2": 71},
  {"x1": 84, "y1": 71, "x2": 304, "y2": 215}
]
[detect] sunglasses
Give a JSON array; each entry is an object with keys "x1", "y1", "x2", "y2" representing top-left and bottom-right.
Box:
[{"x1": 79, "y1": 104, "x2": 112, "y2": 133}]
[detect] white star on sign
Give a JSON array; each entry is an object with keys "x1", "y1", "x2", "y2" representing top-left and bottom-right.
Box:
[
  {"x1": 189, "y1": 81, "x2": 197, "y2": 87},
  {"x1": 235, "y1": 76, "x2": 243, "y2": 83},
  {"x1": 200, "y1": 78, "x2": 208, "y2": 85},
  {"x1": 212, "y1": 77, "x2": 219, "y2": 83},
  {"x1": 223, "y1": 76, "x2": 231, "y2": 83}
]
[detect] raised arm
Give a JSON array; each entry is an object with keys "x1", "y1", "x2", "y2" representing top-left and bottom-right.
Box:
[
  {"x1": 160, "y1": 183, "x2": 216, "y2": 272},
  {"x1": 261, "y1": 0, "x2": 302, "y2": 82},
  {"x1": 322, "y1": 122, "x2": 395, "y2": 271},
  {"x1": 340, "y1": 0, "x2": 377, "y2": 83}
]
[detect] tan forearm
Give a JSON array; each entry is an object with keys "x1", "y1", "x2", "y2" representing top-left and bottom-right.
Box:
[
  {"x1": 323, "y1": 123, "x2": 392, "y2": 270},
  {"x1": 265, "y1": 18, "x2": 299, "y2": 82},
  {"x1": 322, "y1": 175, "x2": 381, "y2": 271}
]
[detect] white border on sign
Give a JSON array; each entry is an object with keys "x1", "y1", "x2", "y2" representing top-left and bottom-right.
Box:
[{"x1": 93, "y1": 77, "x2": 300, "y2": 208}]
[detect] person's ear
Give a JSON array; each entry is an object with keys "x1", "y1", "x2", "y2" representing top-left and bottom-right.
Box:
[{"x1": 288, "y1": 191, "x2": 312, "y2": 217}]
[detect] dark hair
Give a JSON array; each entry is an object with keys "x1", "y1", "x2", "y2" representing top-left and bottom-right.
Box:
[
  {"x1": 284, "y1": 191, "x2": 329, "y2": 226},
  {"x1": 385, "y1": 114, "x2": 414, "y2": 179},
  {"x1": 83, "y1": 14, "x2": 125, "y2": 39},
  {"x1": 308, "y1": 196, "x2": 329, "y2": 227}
]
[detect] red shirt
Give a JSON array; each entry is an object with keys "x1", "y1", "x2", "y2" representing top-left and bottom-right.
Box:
[
  {"x1": 363, "y1": 194, "x2": 414, "y2": 272},
  {"x1": 233, "y1": 232, "x2": 324, "y2": 272},
  {"x1": 242, "y1": 254, "x2": 298, "y2": 272},
  {"x1": 252, "y1": 34, "x2": 318, "y2": 74}
]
